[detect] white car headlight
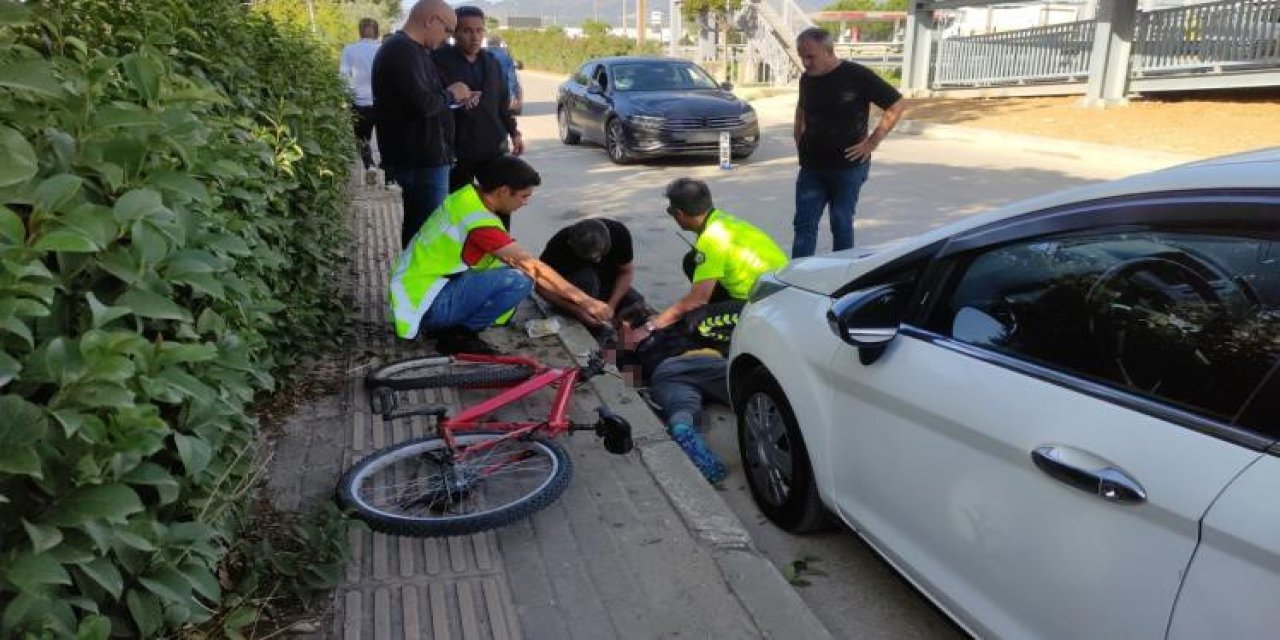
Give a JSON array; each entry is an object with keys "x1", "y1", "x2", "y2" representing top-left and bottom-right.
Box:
[{"x1": 740, "y1": 110, "x2": 757, "y2": 124}]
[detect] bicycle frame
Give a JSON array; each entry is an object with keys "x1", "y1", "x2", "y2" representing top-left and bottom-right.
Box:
[{"x1": 432, "y1": 354, "x2": 582, "y2": 456}]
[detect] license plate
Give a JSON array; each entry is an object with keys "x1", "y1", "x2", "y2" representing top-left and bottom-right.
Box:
[{"x1": 684, "y1": 131, "x2": 721, "y2": 143}]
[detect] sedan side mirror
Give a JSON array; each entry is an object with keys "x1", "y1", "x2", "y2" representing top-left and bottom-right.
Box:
[
  {"x1": 587, "y1": 82, "x2": 604, "y2": 95},
  {"x1": 515, "y1": 59, "x2": 524, "y2": 70},
  {"x1": 827, "y1": 283, "x2": 909, "y2": 365},
  {"x1": 721, "y1": 81, "x2": 734, "y2": 91}
]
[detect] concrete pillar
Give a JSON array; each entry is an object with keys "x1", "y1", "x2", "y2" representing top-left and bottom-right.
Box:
[
  {"x1": 670, "y1": 0, "x2": 682, "y2": 56},
  {"x1": 900, "y1": 2, "x2": 936, "y2": 96},
  {"x1": 1083, "y1": 0, "x2": 1138, "y2": 106}
]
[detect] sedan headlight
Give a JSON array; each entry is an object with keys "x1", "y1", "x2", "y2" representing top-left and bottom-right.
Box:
[
  {"x1": 748, "y1": 272, "x2": 788, "y2": 303},
  {"x1": 740, "y1": 109, "x2": 757, "y2": 124},
  {"x1": 628, "y1": 115, "x2": 666, "y2": 130}
]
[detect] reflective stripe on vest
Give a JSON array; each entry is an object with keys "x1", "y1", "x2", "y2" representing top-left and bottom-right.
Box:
[{"x1": 389, "y1": 186, "x2": 506, "y2": 338}]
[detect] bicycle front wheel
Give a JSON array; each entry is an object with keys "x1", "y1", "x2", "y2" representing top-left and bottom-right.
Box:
[
  {"x1": 366, "y1": 356, "x2": 535, "y2": 391},
  {"x1": 337, "y1": 431, "x2": 573, "y2": 537}
]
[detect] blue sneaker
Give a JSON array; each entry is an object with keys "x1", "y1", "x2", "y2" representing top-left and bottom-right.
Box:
[{"x1": 669, "y1": 423, "x2": 727, "y2": 483}]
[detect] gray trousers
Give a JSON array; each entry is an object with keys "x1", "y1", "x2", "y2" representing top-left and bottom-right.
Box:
[{"x1": 650, "y1": 355, "x2": 729, "y2": 428}]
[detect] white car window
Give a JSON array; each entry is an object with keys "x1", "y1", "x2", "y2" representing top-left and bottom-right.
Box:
[{"x1": 939, "y1": 229, "x2": 1280, "y2": 436}]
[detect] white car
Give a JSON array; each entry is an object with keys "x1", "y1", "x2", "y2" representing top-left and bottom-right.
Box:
[{"x1": 728, "y1": 149, "x2": 1280, "y2": 639}]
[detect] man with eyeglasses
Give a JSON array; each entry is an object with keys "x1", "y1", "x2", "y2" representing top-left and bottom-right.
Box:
[{"x1": 373, "y1": 0, "x2": 477, "y2": 248}]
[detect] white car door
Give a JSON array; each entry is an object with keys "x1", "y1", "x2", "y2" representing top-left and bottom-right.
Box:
[{"x1": 822, "y1": 223, "x2": 1277, "y2": 638}]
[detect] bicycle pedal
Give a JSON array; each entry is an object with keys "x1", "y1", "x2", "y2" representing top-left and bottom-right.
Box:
[
  {"x1": 594, "y1": 406, "x2": 633, "y2": 455},
  {"x1": 370, "y1": 386, "x2": 397, "y2": 417}
]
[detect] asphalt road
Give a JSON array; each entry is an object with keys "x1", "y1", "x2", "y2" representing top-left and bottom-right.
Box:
[{"x1": 505, "y1": 70, "x2": 1145, "y2": 639}]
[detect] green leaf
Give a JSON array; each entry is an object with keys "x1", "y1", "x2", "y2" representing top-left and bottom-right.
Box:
[
  {"x1": 112, "y1": 188, "x2": 165, "y2": 225},
  {"x1": 139, "y1": 565, "x2": 192, "y2": 605},
  {"x1": 0, "y1": 351, "x2": 21, "y2": 389},
  {"x1": 1, "y1": 315, "x2": 34, "y2": 349},
  {"x1": 0, "y1": 2, "x2": 32, "y2": 26},
  {"x1": 86, "y1": 293, "x2": 130, "y2": 329},
  {"x1": 0, "y1": 396, "x2": 45, "y2": 475},
  {"x1": 0, "y1": 206, "x2": 26, "y2": 244},
  {"x1": 174, "y1": 433, "x2": 212, "y2": 476},
  {"x1": 115, "y1": 288, "x2": 192, "y2": 322},
  {"x1": 64, "y1": 203, "x2": 119, "y2": 247},
  {"x1": 22, "y1": 520, "x2": 63, "y2": 554},
  {"x1": 180, "y1": 563, "x2": 221, "y2": 602},
  {"x1": 121, "y1": 53, "x2": 162, "y2": 103},
  {"x1": 75, "y1": 615, "x2": 111, "y2": 640},
  {"x1": 32, "y1": 227, "x2": 101, "y2": 253},
  {"x1": 0, "y1": 60, "x2": 64, "y2": 98},
  {"x1": 130, "y1": 219, "x2": 170, "y2": 263},
  {"x1": 92, "y1": 105, "x2": 160, "y2": 129},
  {"x1": 122, "y1": 462, "x2": 179, "y2": 505},
  {"x1": 44, "y1": 484, "x2": 144, "y2": 527},
  {"x1": 34, "y1": 174, "x2": 83, "y2": 213},
  {"x1": 77, "y1": 557, "x2": 123, "y2": 599},
  {"x1": 114, "y1": 528, "x2": 156, "y2": 552},
  {"x1": 222, "y1": 606, "x2": 258, "y2": 634},
  {"x1": 3, "y1": 552, "x2": 72, "y2": 592},
  {"x1": 0, "y1": 126, "x2": 38, "y2": 188},
  {"x1": 146, "y1": 170, "x2": 209, "y2": 203},
  {"x1": 157, "y1": 342, "x2": 218, "y2": 366},
  {"x1": 125, "y1": 589, "x2": 162, "y2": 637}
]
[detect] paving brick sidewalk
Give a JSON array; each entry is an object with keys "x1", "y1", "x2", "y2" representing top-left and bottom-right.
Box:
[{"x1": 265, "y1": 180, "x2": 830, "y2": 639}]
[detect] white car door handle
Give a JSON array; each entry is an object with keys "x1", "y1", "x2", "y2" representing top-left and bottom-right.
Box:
[{"x1": 1031, "y1": 446, "x2": 1147, "y2": 504}]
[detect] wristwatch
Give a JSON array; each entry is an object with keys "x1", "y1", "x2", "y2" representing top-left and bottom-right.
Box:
[{"x1": 643, "y1": 321, "x2": 657, "y2": 333}]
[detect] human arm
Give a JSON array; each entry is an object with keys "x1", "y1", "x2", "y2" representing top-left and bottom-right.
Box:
[
  {"x1": 492, "y1": 242, "x2": 612, "y2": 325},
  {"x1": 793, "y1": 102, "x2": 804, "y2": 148},
  {"x1": 606, "y1": 263, "x2": 635, "y2": 311},
  {"x1": 494, "y1": 57, "x2": 524, "y2": 155},
  {"x1": 390, "y1": 45, "x2": 470, "y2": 118},
  {"x1": 844, "y1": 98, "x2": 905, "y2": 163},
  {"x1": 626, "y1": 279, "x2": 717, "y2": 343}
]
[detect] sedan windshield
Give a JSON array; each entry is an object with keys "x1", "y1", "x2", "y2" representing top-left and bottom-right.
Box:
[{"x1": 611, "y1": 62, "x2": 720, "y2": 92}]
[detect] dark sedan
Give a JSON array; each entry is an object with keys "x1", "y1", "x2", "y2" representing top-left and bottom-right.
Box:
[{"x1": 556, "y1": 56, "x2": 759, "y2": 164}]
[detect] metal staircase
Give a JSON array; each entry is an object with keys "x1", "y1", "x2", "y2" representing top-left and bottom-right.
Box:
[{"x1": 740, "y1": 0, "x2": 813, "y2": 84}]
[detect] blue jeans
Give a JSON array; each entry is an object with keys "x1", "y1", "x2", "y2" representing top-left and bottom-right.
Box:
[
  {"x1": 650, "y1": 355, "x2": 730, "y2": 428},
  {"x1": 421, "y1": 268, "x2": 532, "y2": 332},
  {"x1": 394, "y1": 165, "x2": 450, "y2": 249},
  {"x1": 792, "y1": 163, "x2": 871, "y2": 258}
]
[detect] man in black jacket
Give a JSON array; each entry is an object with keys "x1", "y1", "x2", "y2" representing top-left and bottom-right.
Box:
[
  {"x1": 435, "y1": 6, "x2": 524, "y2": 228},
  {"x1": 372, "y1": 0, "x2": 475, "y2": 248}
]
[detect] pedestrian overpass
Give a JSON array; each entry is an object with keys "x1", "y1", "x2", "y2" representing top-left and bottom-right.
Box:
[{"x1": 682, "y1": 0, "x2": 1280, "y2": 103}]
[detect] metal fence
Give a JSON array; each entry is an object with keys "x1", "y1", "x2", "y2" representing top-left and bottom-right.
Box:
[
  {"x1": 1132, "y1": 0, "x2": 1280, "y2": 74},
  {"x1": 933, "y1": 20, "x2": 1095, "y2": 86}
]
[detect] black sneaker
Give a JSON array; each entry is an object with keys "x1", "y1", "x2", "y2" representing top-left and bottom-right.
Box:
[{"x1": 435, "y1": 329, "x2": 499, "y2": 355}]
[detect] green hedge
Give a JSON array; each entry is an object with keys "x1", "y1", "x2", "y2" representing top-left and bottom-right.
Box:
[
  {"x1": 501, "y1": 29, "x2": 662, "y2": 75},
  {"x1": 0, "y1": 0, "x2": 353, "y2": 636}
]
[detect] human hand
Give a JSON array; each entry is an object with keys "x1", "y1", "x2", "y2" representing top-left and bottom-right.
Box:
[
  {"x1": 844, "y1": 131, "x2": 883, "y2": 163},
  {"x1": 463, "y1": 91, "x2": 483, "y2": 109},
  {"x1": 511, "y1": 132, "x2": 525, "y2": 156},
  {"x1": 584, "y1": 299, "x2": 613, "y2": 326},
  {"x1": 445, "y1": 82, "x2": 472, "y2": 104},
  {"x1": 510, "y1": 97, "x2": 521, "y2": 112}
]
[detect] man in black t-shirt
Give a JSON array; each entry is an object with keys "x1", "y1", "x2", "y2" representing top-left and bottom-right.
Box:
[
  {"x1": 792, "y1": 27, "x2": 905, "y2": 258},
  {"x1": 539, "y1": 218, "x2": 646, "y2": 326}
]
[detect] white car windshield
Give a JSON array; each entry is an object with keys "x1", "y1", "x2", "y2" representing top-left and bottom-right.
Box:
[{"x1": 611, "y1": 62, "x2": 720, "y2": 92}]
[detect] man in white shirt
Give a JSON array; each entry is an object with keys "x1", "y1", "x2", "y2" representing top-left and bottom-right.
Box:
[{"x1": 340, "y1": 18, "x2": 381, "y2": 172}]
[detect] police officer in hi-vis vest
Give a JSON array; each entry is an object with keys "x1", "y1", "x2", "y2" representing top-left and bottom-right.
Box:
[{"x1": 389, "y1": 156, "x2": 612, "y2": 354}]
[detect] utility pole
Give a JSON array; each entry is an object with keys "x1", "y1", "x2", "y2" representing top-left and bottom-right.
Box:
[
  {"x1": 638, "y1": 0, "x2": 648, "y2": 44},
  {"x1": 306, "y1": 0, "x2": 317, "y2": 33}
]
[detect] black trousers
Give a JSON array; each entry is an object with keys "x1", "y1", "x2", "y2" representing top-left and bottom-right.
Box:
[
  {"x1": 682, "y1": 250, "x2": 732, "y2": 303},
  {"x1": 353, "y1": 104, "x2": 376, "y2": 170},
  {"x1": 561, "y1": 266, "x2": 647, "y2": 324}
]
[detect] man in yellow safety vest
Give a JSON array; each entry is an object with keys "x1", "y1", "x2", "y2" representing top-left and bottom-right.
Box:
[{"x1": 389, "y1": 156, "x2": 612, "y2": 354}]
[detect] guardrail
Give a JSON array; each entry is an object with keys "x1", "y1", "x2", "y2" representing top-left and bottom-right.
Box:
[
  {"x1": 1133, "y1": 0, "x2": 1280, "y2": 74},
  {"x1": 933, "y1": 20, "x2": 1095, "y2": 86}
]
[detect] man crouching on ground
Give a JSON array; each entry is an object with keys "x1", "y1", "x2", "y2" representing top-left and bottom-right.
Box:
[{"x1": 389, "y1": 156, "x2": 613, "y2": 354}]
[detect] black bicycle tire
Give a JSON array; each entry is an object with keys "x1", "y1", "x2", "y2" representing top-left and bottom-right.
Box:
[
  {"x1": 336, "y1": 432, "x2": 573, "y2": 537},
  {"x1": 365, "y1": 356, "x2": 535, "y2": 391}
]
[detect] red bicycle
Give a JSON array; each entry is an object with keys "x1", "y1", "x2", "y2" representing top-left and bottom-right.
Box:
[{"x1": 336, "y1": 352, "x2": 632, "y2": 537}]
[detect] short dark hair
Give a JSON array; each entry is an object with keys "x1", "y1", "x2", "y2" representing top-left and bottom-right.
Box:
[
  {"x1": 664, "y1": 178, "x2": 713, "y2": 217},
  {"x1": 796, "y1": 27, "x2": 834, "y2": 50},
  {"x1": 359, "y1": 18, "x2": 379, "y2": 38},
  {"x1": 476, "y1": 156, "x2": 541, "y2": 193},
  {"x1": 456, "y1": 6, "x2": 485, "y2": 21},
  {"x1": 566, "y1": 219, "x2": 612, "y2": 261}
]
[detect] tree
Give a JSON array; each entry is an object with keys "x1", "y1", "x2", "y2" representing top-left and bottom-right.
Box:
[
  {"x1": 682, "y1": 0, "x2": 744, "y2": 66},
  {"x1": 582, "y1": 18, "x2": 611, "y2": 39},
  {"x1": 820, "y1": 0, "x2": 908, "y2": 42}
]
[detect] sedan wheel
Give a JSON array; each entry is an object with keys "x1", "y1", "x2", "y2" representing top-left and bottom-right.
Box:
[
  {"x1": 736, "y1": 368, "x2": 831, "y2": 532},
  {"x1": 606, "y1": 118, "x2": 631, "y2": 164},
  {"x1": 557, "y1": 107, "x2": 580, "y2": 145}
]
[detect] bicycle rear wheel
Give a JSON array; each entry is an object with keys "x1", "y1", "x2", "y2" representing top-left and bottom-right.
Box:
[
  {"x1": 366, "y1": 356, "x2": 535, "y2": 391},
  {"x1": 336, "y1": 431, "x2": 573, "y2": 537}
]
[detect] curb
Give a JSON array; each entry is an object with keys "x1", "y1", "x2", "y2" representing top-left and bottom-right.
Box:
[
  {"x1": 543, "y1": 306, "x2": 833, "y2": 640},
  {"x1": 894, "y1": 119, "x2": 1202, "y2": 172}
]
